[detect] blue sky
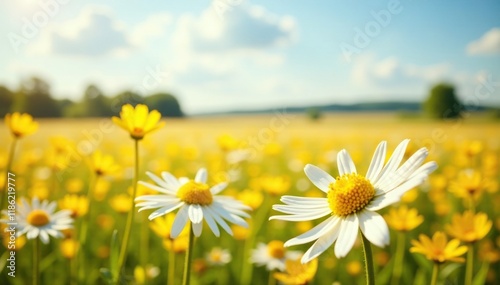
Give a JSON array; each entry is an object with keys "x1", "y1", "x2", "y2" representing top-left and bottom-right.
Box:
[{"x1": 1, "y1": 0, "x2": 499, "y2": 114}]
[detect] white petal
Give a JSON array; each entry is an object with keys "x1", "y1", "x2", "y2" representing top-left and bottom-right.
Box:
[
  {"x1": 269, "y1": 209, "x2": 331, "y2": 222},
  {"x1": 46, "y1": 202, "x2": 57, "y2": 214},
  {"x1": 334, "y1": 215, "x2": 359, "y2": 258},
  {"x1": 374, "y1": 139, "x2": 409, "y2": 186},
  {"x1": 135, "y1": 195, "x2": 179, "y2": 202},
  {"x1": 380, "y1": 172, "x2": 434, "y2": 203},
  {"x1": 39, "y1": 230, "x2": 50, "y2": 244},
  {"x1": 377, "y1": 148, "x2": 428, "y2": 192},
  {"x1": 179, "y1": 177, "x2": 190, "y2": 185},
  {"x1": 337, "y1": 150, "x2": 356, "y2": 175},
  {"x1": 170, "y1": 206, "x2": 189, "y2": 238},
  {"x1": 33, "y1": 197, "x2": 40, "y2": 209},
  {"x1": 188, "y1": 204, "x2": 204, "y2": 224},
  {"x1": 210, "y1": 182, "x2": 227, "y2": 195},
  {"x1": 138, "y1": 181, "x2": 176, "y2": 195},
  {"x1": 211, "y1": 203, "x2": 248, "y2": 227},
  {"x1": 192, "y1": 222, "x2": 203, "y2": 237},
  {"x1": 304, "y1": 164, "x2": 335, "y2": 193},
  {"x1": 195, "y1": 168, "x2": 207, "y2": 183},
  {"x1": 357, "y1": 210, "x2": 389, "y2": 248},
  {"x1": 365, "y1": 193, "x2": 400, "y2": 212},
  {"x1": 146, "y1": 171, "x2": 170, "y2": 189},
  {"x1": 366, "y1": 141, "x2": 387, "y2": 183},
  {"x1": 202, "y1": 208, "x2": 220, "y2": 237},
  {"x1": 161, "y1": 171, "x2": 180, "y2": 188},
  {"x1": 281, "y1": 196, "x2": 328, "y2": 206},
  {"x1": 285, "y1": 216, "x2": 340, "y2": 247},
  {"x1": 27, "y1": 227, "x2": 39, "y2": 239},
  {"x1": 272, "y1": 204, "x2": 330, "y2": 215},
  {"x1": 408, "y1": 161, "x2": 438, "y2": 180},
  {"x1": 301, "y1": 219, "x2": 342, "y2": 263},
  {"x1": 147, "y1": 202, "x2": 184, "y2": 220},
  {"x1": 205, "y1": 206, "x2": 233, "y2": 235}
]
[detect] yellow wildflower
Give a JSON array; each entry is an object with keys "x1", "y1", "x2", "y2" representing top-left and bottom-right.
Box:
[
  {"x1": 5, "y1": 112, "x2": 38, "y2": 138},
  {"x1": 384, "y1": 206, "x2": 423, "y2": 232},
  {"x1": 59, "y1": 195, "x2": 89, "y2": 218},
  {"x1": 273, "y1": 257, "x2": 318, "y2": 285},
  {"x1": 90, "y1": 151, "x2": 119, "y2": 176},
  {"x1": 445, "y1": 211, "x2": 492, "y2": 243},
  {"x1": 410, "y1": 231, "x2": 468, "y2": 263},
  {"x1": 112, "y1": 104, "x2": 164, "y2": 140}
]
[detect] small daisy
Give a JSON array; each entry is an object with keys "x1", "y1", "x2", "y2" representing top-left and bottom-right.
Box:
[
  {"x1": 251, "y1": 240, "x2": 302, "y2": 271},
  {"x1": 270, "y1": 139, "x2": 437, "y2": 263},
  {"x1": 13, "y1": 197, "x2": 73, "y2": 244},
  {"x1": 135, "y1": 168, "x2": 251, "y2": 237},
  {"x1": 206, "y1": 247, "x2": 232, "y2": 266}
]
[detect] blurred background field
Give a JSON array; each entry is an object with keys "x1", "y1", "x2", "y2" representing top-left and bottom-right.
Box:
[
  {"x1": 1, "y1": 113, "x2": 499, "y2": 284},
  {"x1": 1, "y1": 1, "x2": 499, "y2": 284}
]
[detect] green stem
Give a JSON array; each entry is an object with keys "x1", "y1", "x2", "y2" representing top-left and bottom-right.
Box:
[
  {"x1": 391, "y1": 232, "x2": 406, "y2": 285},
  {"x1": 465, "y1": 244, "x2": 474, "y2": 285},
  {"x1": 1, "y1": 138, "x2": 17, "y2": 210},
  {"x1": 168, "y1": 247, "x2": 175, "y2": 285},
  {"x1": 70, "y1": 254, "x2": 77, "y2": 285},
  {"x1": 267, "y1": 270, "x2": 276, "y2": 285},
  {"x1": 240, "y1": 197, "x2": 273, "y2": 285},
  {"x1": 116, "y1": 139, "x2": 140, "y2": 283},
  {"x1": 361, "y1": 233, "x2": 375, "y2": 285},
  {"x1": 33, "y1": 237, "x2": 40, "y2": 285},
  {"x1": 78, "y1": 174, "x2": 98, "y2": 285},
  {"x1": 182, "y1": 225, "x2": 195, "y2": 285},
  {"x1": 140, "y1": 212, "x2": 149, "y2": 278},
  {"x1": 430, "y1": 263, "x2": 439, "y2": 285}
]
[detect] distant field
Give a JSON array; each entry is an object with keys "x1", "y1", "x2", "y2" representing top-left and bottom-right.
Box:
[{"x1": 1, "y1": 112, "x2": 499, "y2": 285}]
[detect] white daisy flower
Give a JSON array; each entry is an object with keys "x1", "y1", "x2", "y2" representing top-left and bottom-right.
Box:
[
  {"x1": 251, "y1": 240, "x2": 302, "y2": 272},
  {"x1": 10, "y1": 197, "x2": 73, "y2": 244},
  {"x1": 135, "y1": 168, "x2": 251, "y2": 237},
  {"x1": 270, "y1": 139, "x2": 437, "y2": 264},
  {"x1": 206, "y1": 247, "x2": 232, "y2": 266}
]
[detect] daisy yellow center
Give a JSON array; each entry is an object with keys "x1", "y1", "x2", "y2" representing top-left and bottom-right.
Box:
[
  {"x1": 210, "y1": 251, "x2": 222, "y2": 262},
  {"x1": 177, "y1": 181, "x2": 213, "y2": 205},
  {"x1": 328, "y1": 174, "x2": 375, "y2": 216},
  {"x1": 27, "y1": 210, "x2": 50, "y2": 227},
  {"x1": 267, "y1": 240, "x2": 285, "y2": 259}
]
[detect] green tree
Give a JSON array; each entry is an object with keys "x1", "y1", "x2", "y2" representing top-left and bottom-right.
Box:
[
  {"x1": 18, "y1": 77, "x2": 61, "y2": 117},
  {"x1": 0, "y1": 85, "x2": 14, "y2": 116},
  {"x1": 145, "y1": 93, "x2": 184, "y2": 117},
  {"x1": 306, "y1": 107, "x2": 322, "y2": 121},
  {"x1": 83, "y1": 84, "x2": 113, "y2": 117},
  {"x1": 423, "y1": 83, "x2": 462, "y2": 119},
  {"x1": 110, "y1": 91, "x2": 144, "y2": 114}
]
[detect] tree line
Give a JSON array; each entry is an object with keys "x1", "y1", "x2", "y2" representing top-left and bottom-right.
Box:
[{"x1": 0, "y1": 77, "x2": 184, "y2": 118}]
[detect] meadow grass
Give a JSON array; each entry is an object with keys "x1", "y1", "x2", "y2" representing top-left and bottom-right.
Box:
[{"x1": 0, "y1": 113, "x2": 499, "y2": 285}]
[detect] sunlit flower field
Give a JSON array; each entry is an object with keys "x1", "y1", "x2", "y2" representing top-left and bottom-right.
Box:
[{"x1": 1, "y1": 111, "x2": 499, "y2": 285}]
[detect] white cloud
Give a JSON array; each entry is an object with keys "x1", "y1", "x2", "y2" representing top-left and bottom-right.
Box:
[
  {"x1": 466, "y1": 28, "x2": 500, "y2": 56},
  {"x1": 404, "y1": 63, "x2": 451, "y2": 81},
  {"x1": 29, "y1": 7, "x2": 130, "y2": 56},
  {"x1": 173, "y1": 4, "x2": 297, "y2": 53},
  {"x1": 167, "y1": 4, "x2": 297, "y2": 86},
  {"x1": 351, "y1": 53, "x2": 453, "y2": 86},
  {"x1": 130, "y1": 12, "x2": 172, "y2": 46},
  {"x1": 28, "y1": 7, "x2": 172, "y2": 57}
]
